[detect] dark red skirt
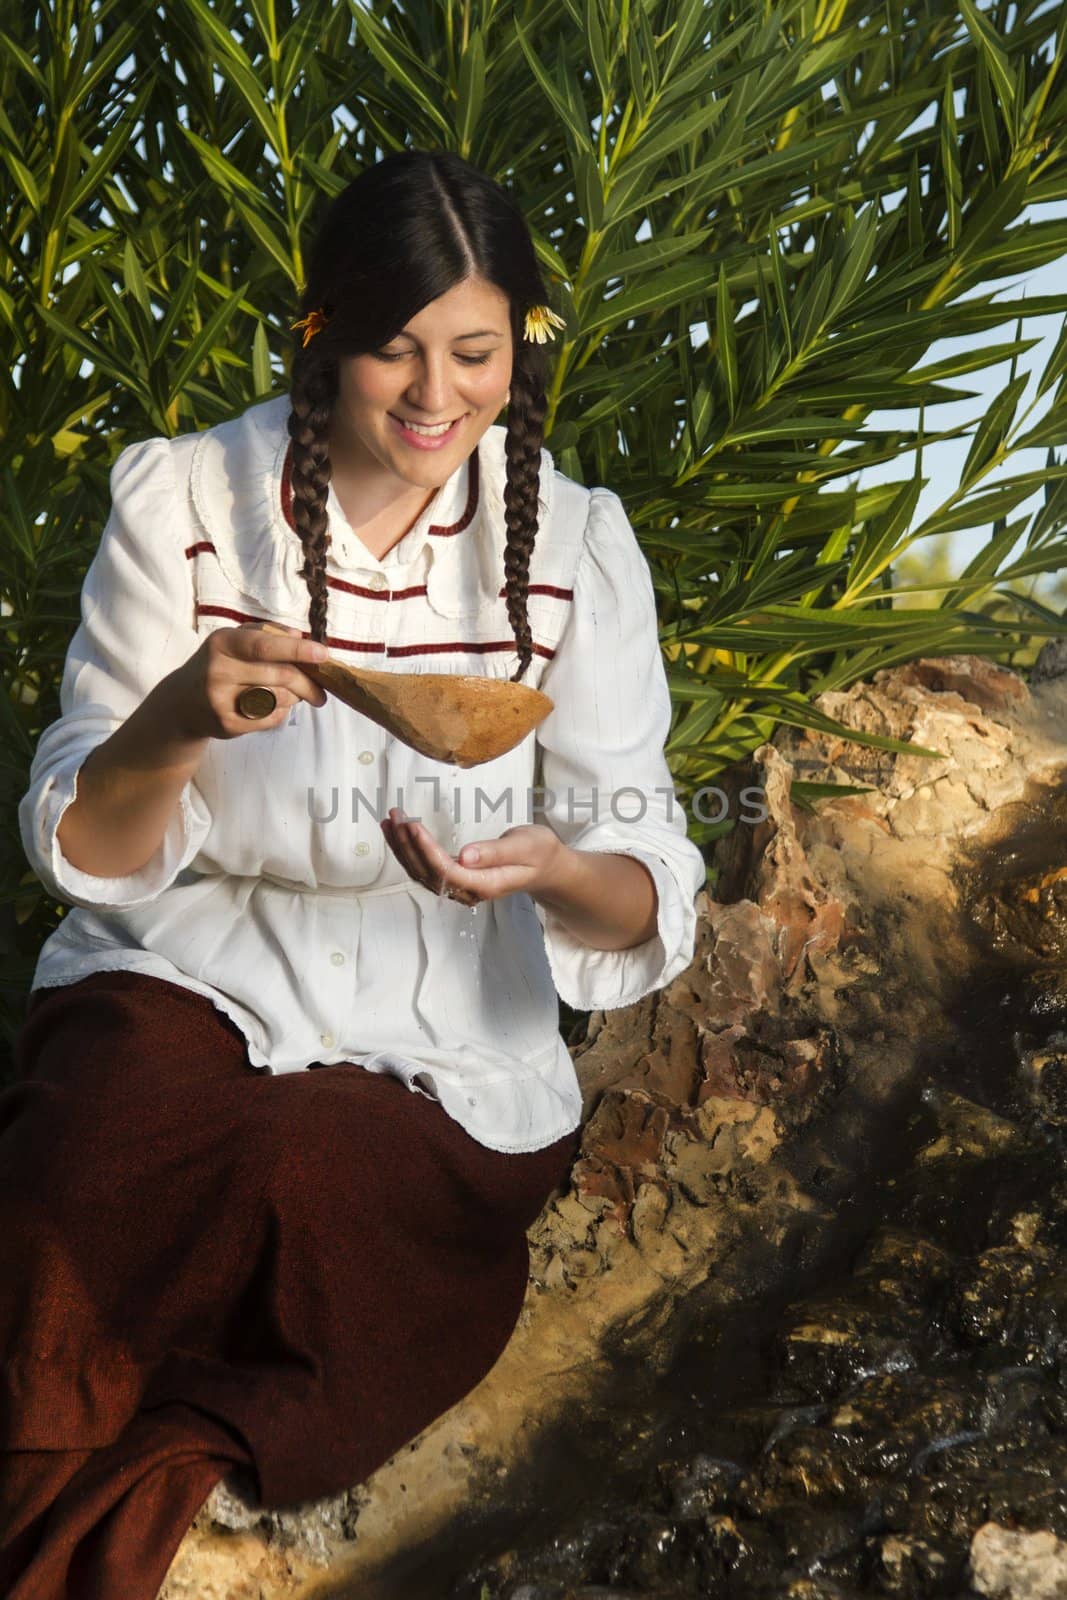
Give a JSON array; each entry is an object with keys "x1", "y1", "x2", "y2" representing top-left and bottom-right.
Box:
[{"x1": 0, "y1": 970, "x2": 580, "y2": 1599}]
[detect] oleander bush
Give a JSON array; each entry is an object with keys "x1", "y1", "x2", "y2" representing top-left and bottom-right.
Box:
[{"x1": 2, "y1": 0, "x2": 1066, "y2": 1069}]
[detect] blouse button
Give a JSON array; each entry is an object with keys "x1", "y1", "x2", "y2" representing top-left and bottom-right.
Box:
[
  {"x1": 358, "y1": 750, "x2": 375, "y2": 764},
  {"x1": 320, "y1": 1031, "x2": 335, "y2": 1049},
  {"x1": 367, "y1": 573, "x2": 387, "y2": 590},
  {"x1": 355, "y1": 841, "x2": 370, "y2": 856},
  {"x1": 330, "y1": 951, "x2": 345, "y2": 966}
]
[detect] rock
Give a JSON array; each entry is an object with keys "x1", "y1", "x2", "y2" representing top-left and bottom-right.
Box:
[
  {"x1": 915, "y1": 1089, "x2": 1030, "y2": 1167},
  {"x1": 1031, "y1": 637, "x2": 1067, "y2": 683},
  {"x1": 970, "y1": 1521, "x2": 1067, "y2": 1598}
]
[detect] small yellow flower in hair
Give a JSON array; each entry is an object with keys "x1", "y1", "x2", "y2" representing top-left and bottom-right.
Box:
[
  {"x1": 523, "y1": 304, "x2": 566, "y2": 344},
  {"x1": 291, "y1": 307, "x2": 331, "y2": 347}
]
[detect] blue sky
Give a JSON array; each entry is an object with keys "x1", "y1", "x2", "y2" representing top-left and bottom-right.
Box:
[{"x1": 853, "y1": 205, "x2": 1065, "y2": 600}]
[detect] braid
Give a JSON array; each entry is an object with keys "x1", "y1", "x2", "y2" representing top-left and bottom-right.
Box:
[
  {"x1": 288, "y1": 350, "x2": 336, "y2": 645},
  {"x1": 502, "y1": 353, "x2": 548, "y2": 684}
]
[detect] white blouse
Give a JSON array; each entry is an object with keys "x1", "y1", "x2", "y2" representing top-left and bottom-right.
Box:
[{"x1": 18, "y1": 394, "x2": 705, "y2": 1154}]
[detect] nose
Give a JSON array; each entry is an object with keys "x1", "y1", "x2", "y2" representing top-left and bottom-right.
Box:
[{"x1": 402, "y1": 356, "x2": 465, "y2": 417}]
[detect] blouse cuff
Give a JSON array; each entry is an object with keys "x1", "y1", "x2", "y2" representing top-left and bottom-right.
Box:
[
  {"x1": 533, "y1": 841, "x2": 697, "y2": 1012},
  {"x1": 35, "y1": 758, "x2": 212, "y2": 912}
]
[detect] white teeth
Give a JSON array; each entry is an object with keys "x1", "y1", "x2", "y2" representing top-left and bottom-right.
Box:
[{"x1": 398, "y1": 417, "x2": 456, "y2": 436}]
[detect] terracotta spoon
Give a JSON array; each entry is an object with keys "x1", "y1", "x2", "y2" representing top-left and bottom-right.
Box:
[{"x1": 258, "y1": 621, "x2": 554, "y2": 768}]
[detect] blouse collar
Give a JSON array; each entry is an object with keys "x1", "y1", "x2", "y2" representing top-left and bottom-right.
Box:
[{"x1": 189, "y1": 392, "x2": 555, "y2": 622}]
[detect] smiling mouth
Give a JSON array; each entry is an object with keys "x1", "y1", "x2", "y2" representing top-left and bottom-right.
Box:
[{"x1": 391, "y1": 413, "x2": 465, "y2": 425}]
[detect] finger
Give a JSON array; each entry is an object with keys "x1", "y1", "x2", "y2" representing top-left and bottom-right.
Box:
[
  {"x1": 394, "y1": 816, "x2": 442, "y2": 880},
  {"x1": 227, "y1": 649, "x2": 331, "y2": 707},
  {"x1": 232, "y1": 684, "x2": 300, "y2": 713},
  {"x1": 442, "y1": 881, "x2": 482, "y2": 907},
  {"x1": 382, "y1": 814, "x2": 438, "y2": 892},
  {"x1": 229, "y1": 623, "x2": 333, "y2": 669},
  {"x1": 230, "y1": 665, "x2": 327, "y2": 708},
  {"x1": 285, "y1": 665, "x2": 330, "y2": 707},
  {"x1": 396, "y1": 816, "x2": 486, "y2": 899},
  {"x1": 259, "y1": 621, "x2": 335, "y2": 669},
  {"x1": 228, "y1": 685, "x2": 300, "y2": 732},
  {"x1": 384, "y1": 820, "x2": 485, "y2": 905}
]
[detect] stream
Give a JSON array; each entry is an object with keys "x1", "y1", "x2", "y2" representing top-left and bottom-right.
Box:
[{"x1": 361, "y1": 914, "x2": 1067, "y2": 1598}]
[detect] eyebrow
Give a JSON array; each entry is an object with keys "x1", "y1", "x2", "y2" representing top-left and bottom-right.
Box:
[{"x1": 391, "y1": 329, "x2": 505, "y2": 342}]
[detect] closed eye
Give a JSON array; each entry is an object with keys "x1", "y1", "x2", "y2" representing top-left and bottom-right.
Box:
[{"x1": 375, "y1": 351, "x2": 492, "y2": 366}]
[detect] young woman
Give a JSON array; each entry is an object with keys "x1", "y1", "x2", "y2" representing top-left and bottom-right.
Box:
[{"x1": 1, "y1": 148, "x2": 704, "y2": 1597}]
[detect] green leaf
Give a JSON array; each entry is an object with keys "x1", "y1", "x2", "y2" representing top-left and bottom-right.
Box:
[
  {"x1": 0, "y1": 24, "x2": 45, "y2": 90},
  {"x1": 848, "y1": 476, "x2": 923, "y2": 596},
  {"x1": 178, "y1": 126, "x2": 264, "y2": 200},
  {"x1": 626, "y1": 20, "x2": 647, "y2": 122},
  {"x1": 35, "y1": 305, "x2": 149, "y2": 401},
  {"x1": 959, "y1": 372, "x2": 1028, "y2": 489},
  {"x1": 921, "y1": 468, "x2": 1067, "y2": 537},
  {"x1": 581, "y1": 260, "x2": 717, "y2": 336},
  {"x1": 351, "y1": 6, "x2": 451, "y2": 137},
  {"x1": 958, "y1": 170, "x2": 1030, "y2": 265},
  {"x1": 122, "y1": 239, "x2": 151, "y2": 317},
  {"x1": 940, "y1": 72, "x2": 961, "y2": 253},
  {"x1": 233, "y1": 195, "x2": 297, "y2": 283},
  {"x1": 661, "y1": 0, "x2": 715, "y2": 84},
  {"x1": 67, "y1": 88, "x2": 150, "y2": 221},
  {"x1": 958, "y1": 0, "x2": 1017, "y2": 138},
  {"x1": 715, "y1": 261, "x2": 738, "y2": 418},
  {"x1": 584, "y1": 0, "x2": 611, "y2": 105},
  {"x1": 1012, "y1": 408, "x2": 1067, "y2": 453},
  {"x1": 790, "y1": 778, "x2": 879, "y2": 812},
  {"x1": 292, "y1": 148, "x2": 349, "y2": 197},
  {"x1": 825, "y1": 203, "x2": 880, "y2": 325},
  {"x1": 584, "y1": 231, "x2": 715, "y2": 294},
  {"x1": 251, "y1": 319, "x2": 273, "y2": 396},
  {"x1": 512, "y1": 16, "x2": 591, "y2": 153},
  {"x1": 974, "y1": 51, "x2": 1001, "y2": 167},
  {"x1": 5, "y1": 150, "x2": 40, "y2": 212},
  {"x1": 1035, "y1": 314, "x2": 1067, "y2": 403},
  {"x1": 178, "y1": 0, "x2": 285, "y2": 158},
  {"x1": 573, "y1": 146, "x2": 605, "y2": 235},
  {"x1": 166, "y1": 284, "x2": 247, "y2": 401},
  {"x1": 455, "y1": 29, "x2": 486, "y2": 150}
]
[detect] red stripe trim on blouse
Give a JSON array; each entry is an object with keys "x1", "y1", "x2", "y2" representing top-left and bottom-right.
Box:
[
  {"x1": 184, "y1": 543, "x2": 572, "y2": 604},
  {"x1": 193, "y1": 604, "x2": 557, "y2": 659}
]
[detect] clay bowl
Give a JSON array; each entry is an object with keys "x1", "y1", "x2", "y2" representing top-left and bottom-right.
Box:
[{"x1": 259, "y1": 622, "x2": 553, "y2": 767}]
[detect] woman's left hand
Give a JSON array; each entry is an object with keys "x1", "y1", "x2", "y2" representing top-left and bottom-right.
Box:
[{"x1": 381, "y1": 807, "x2": 563, "y2": 907}]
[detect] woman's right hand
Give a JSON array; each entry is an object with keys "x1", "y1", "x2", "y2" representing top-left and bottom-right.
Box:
[{"x1": 164, "y1": 622, "x2": 333, "y2": 742}]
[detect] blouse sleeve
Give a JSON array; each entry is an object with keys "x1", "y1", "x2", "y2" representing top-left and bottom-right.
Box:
[
  {"x1": 17, "y1": 435, "x2": 212, "y2": 912},
  {"x1": 531, "y1": 485, "x2": 706, "y2": 1011}
]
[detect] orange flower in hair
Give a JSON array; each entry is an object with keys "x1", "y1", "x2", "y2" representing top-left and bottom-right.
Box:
[{"x1": 291, "y1": 306, "x2": 332, "y2": 347}]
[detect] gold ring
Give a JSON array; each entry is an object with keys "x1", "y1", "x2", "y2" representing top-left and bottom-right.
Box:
[{"x1": 237, "y1": 686, "x2": 278, "y2": 719}]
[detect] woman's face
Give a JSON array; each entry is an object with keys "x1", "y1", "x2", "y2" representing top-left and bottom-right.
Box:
[{"x1": 332, "y1": 274, "x2": 514, "y2": 490}]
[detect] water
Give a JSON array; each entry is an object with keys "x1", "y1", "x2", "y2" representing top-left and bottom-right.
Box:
[
  {"x1": 356, "y1": 948, "x2": 1067, "y2": 1599},
  {"x1": 446, "y1": 794, "x2": 489, "y2": 932}
]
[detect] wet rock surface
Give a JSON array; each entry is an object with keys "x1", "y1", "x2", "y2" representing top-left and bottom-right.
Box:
[
  {"x1": 432, "y1": 959, "x2": 1067, "y2": 1600},
  {"x1": 161, "y1": 652, "x2": 1067, "y2": 1599}
]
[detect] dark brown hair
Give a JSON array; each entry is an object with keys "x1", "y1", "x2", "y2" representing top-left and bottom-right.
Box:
[{"x1": 287, "y1": 149, "x2": 553, "y2": 683}]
